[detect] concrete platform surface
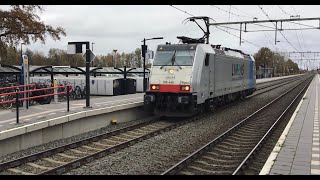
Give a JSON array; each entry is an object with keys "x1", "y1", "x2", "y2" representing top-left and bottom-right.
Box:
[{"x1": 260, "y1": 74, "x2": 320, "y2": 175}]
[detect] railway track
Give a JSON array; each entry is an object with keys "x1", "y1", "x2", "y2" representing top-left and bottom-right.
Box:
[
  {"x1": 251, "y1": 76, "x2": 305, "y2": 97},
  {"x1": 0, "y1": 119, "x2": 176, "y2": 175},
  {"x1": 161, "y1": 75, "x2": 313, "y2": 175},
  {"x1": 0, "y1": 75, "x2": 309, "y2": 175},
  {"x1": 257, "y1": 75, "x2": 302, "y2": 88},
  {"x1": 256, "y1": 75, "x2": 304, "y2": 91}
]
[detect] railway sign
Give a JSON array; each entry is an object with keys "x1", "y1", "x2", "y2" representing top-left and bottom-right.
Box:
[{"x1": 83, "y1": 50, "x2": 96, "y2": 62}]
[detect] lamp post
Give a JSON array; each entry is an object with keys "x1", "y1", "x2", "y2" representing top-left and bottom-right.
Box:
[
  {"x1": 91, "y1": 42, "x2": 95, "y2": 67},
  {"x1": 113, "y1": 49, "x2": 117, "y2": 67},
  {"x1": 141, "y1": 37, "x2": 163, "y2": 92},
  {"x1": 67, "y1": 41, "x2": 91, "y2": 108},
  {"x1": 20, "y1": 42, "x2": 25, "y2": 85}
]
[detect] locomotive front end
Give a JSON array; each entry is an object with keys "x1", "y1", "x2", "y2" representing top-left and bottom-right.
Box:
[{"x1": 144, "y1": 44, "x2": 197, "y2": 117}]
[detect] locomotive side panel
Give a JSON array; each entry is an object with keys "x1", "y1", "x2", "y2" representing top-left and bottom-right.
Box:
[{"x1": 214, "y1": 54, "x2": 250, "y2": 97}]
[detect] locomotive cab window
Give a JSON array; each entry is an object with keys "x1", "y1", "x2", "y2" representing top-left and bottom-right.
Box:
[
  {"x1": 205, "y1": 54, "x2": 210, "y2": 66},
  {"x1": 153, "y1": 45, "x2": 196, "y2": 66}
]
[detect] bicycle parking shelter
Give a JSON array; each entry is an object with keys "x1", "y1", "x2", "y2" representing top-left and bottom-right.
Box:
[{"x1": 0, "y1": 64, "x2": 150, "y2": 89}]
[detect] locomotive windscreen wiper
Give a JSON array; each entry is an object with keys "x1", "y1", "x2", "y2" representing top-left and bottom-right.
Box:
[{"x1": 160, "y1": 50, "x2": 182, "y2": 69}]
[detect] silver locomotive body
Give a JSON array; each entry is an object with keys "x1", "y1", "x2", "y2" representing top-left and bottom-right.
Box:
[{"x1": 144, "y1": 44, "x2": 256, "y2": 117}]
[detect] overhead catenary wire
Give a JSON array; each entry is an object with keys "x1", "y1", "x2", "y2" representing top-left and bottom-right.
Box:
[
  {"x1": 291, "y1": 5, "x2": 306, "y2": 52},
  {"x1": 214, "y1": 26, "x2": 261, "y2": 48},
  {"x1": 170, "y1": 5, "x2": 194, "y2": 17},
  {"x1": 230, "y1": 5, "x2": 256, "y2": 18},
  {"x1": 277, "y1": 5, "x2": 304, "y2": 62},
  {"x1": 277, "y1": 5, "x2": 292, "y2": 16},
  {"x1": 258, "y1": 5, "x2": 303, "y2": 55},
  {"x1": 227, "y1": 5, "x2": 278, "y2": 49},
  {"x1": 210, "y1": 5, "x2": 252, "y2": 19},
  {"x1": 260, "y1": 5, "x2": 308, "y2": 69}
]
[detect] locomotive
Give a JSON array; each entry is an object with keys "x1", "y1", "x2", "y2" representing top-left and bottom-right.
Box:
[{"x1": 144, "y1": 17, "x2": 256, "y2": 117}]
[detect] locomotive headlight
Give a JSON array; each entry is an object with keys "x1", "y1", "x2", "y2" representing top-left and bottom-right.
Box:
[
  {"x1": 152, "y1": 85, "x2": 156, "y2": 90},
  {"x1": 150, "y1": 84, "x2": 159, "y2": 91},
  {"x1": 169, "y1": 69, "x2": 174, "y2": 74},
  {"x1": 181, "y1": 85, "x2": 190, "y2": 91}
]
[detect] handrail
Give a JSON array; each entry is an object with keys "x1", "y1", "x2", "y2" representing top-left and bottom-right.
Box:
[
  {"x1": 0, "y1": 84, "x2": 36, "y2": 91},
  {"x1": 0, "y1": 84, "x2": 72, "y2": 123},
  {"x1": 0, "y1": 91, "x2": 67, "y2": 105},
  {"x1": 0, "y1": 85, "x2": 72, "y2": 104},
  {"x1": 0, "y1": 85, "x2": 71, "y2": 97}
]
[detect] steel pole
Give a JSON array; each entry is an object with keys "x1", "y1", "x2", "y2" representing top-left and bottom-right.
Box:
[
  {"x1": 85, "y1": 42, "x2": 91, "y2": 108},
  {"x1": 143, "y1": 38, "x2": 146, "y2": 92}
]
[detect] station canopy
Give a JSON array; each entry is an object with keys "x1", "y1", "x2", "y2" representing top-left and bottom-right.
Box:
[
  {"x1": 31, "y1": 66, "x2": 85, "y2": 75},
  {"x1": 0, "y1": 65, "x2": 21, "y2": 75},
  {"x1": 0, "y1": 65, "x2": 150, "y2": 76},
  {"x1": 90, "y1": 67, "x2": 150, "y2": 77}
]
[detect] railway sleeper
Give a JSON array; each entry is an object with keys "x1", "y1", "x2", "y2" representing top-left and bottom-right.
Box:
[
  {"x1": 7, "y1": 168, "x2": 35, "y2": 175},
  {"x1": 237, "y1": 126, "x2": 257, "y2": 132},
  {"x1": 220, "y1": 141, "x2": 254, "y2": 148},
  {"x1": 179, "y1": 171, "x2": 195, "y2": 175},
  {"x1": 57, "y1": 153, "x2": 78, "y2": 159},
  {"x1": 139, "y1": 127, "x2": 159, "y2": 131},
  {"x1": 125, "y1": 131, "x2": 145, "y2": 136},
  {"x1": 42, "y1": 158, "x2": 66, "y2": 165},
  {"x1": 116, "y1": 134, "x2": 137, "y2": 140},
  {"x1": 186, "y1": 166, "x2": 232, "y2": 175},
  {"x1": 132, "y1": 129, "x2": 152, "y2": 134},
  {"x1": 206, "y1": 151, "x2": 244, "y2": 159},
  {"x1": 223, "y1": 138, "x2": 247, "y2": 144},
  {"x1": 26, "y1": 162, "x2": 52, "y2": 170},
  {"x1": 69, "y1": 149, "x2": 91, "y2": 155},
  {"x1": 241, "y1": 123, "x2": 267, "y2": 129},
  {"x1": 147, "y1": 124, "x2": 166, "y2": 129},
  {"x1": 214, "y1": 144, "x2": 253, "y2": 152},
  {"x1": 81, "y1": 145, "x2": 104, "y2": 151},
  {"x1": 211, "y1": 148, "x2": 248, "y2": 156},
  {"x1": 100, "y1": 138, "x2": 121, "y2": 145},
  {"x1": 200, "y1": 155, "x2": 239, "y2": 164},
  {"x1": 227, "y1": 135, "x2": 261, "y2": 141},
  {"x1": 91, "y1": 142, "x2": 113, "y2": 148},
  {"x1": 108, "y1": 136, "x2": 130, "y2": 142},
  {"x1": 193, "y1": 160, "x2": 238, "y2": 169},
  {"x1": 233, "y1": 130, "x2": 261, "y2": 136}
]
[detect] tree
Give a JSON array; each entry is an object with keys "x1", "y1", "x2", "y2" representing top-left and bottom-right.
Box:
[
  {"x1": 285, "y1": 59, "x2": 299, "y2": 74},
  {"x1": 0, "y1": 5, "x2": 66, "y2": 53},
  {"x1": 31, "y1": 51, "x2": 47, "y2": 66},
  {"x1": 253, "y1": 47, "x2": 274, "y2": 69},
  {"x1": 0, "y1": 46, "x2": 19, "y2": 65},
  {"x1": 134, "y1": 48, "x2": 142, "y2": 68},
  {"x1": 24, "y1": 48, "x2": 33, "y2": 65}
]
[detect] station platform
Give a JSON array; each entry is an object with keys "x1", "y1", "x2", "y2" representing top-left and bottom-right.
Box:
[
  {"x1": 260, "y1": 74, "x2": 320, "y2": 175},
  {"x1": 0, "y1": 93, "x2": 144, "y2": 131}
]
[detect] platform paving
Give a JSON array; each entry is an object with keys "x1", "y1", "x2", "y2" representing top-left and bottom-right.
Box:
[{"x1": 260, "y1": 74, "x2": 320, "y2": 175}]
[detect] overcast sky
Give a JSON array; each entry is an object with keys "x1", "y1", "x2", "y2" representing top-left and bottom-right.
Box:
[{"x1": 2, "y1": 5, "x2": 320, "y2": 69}]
